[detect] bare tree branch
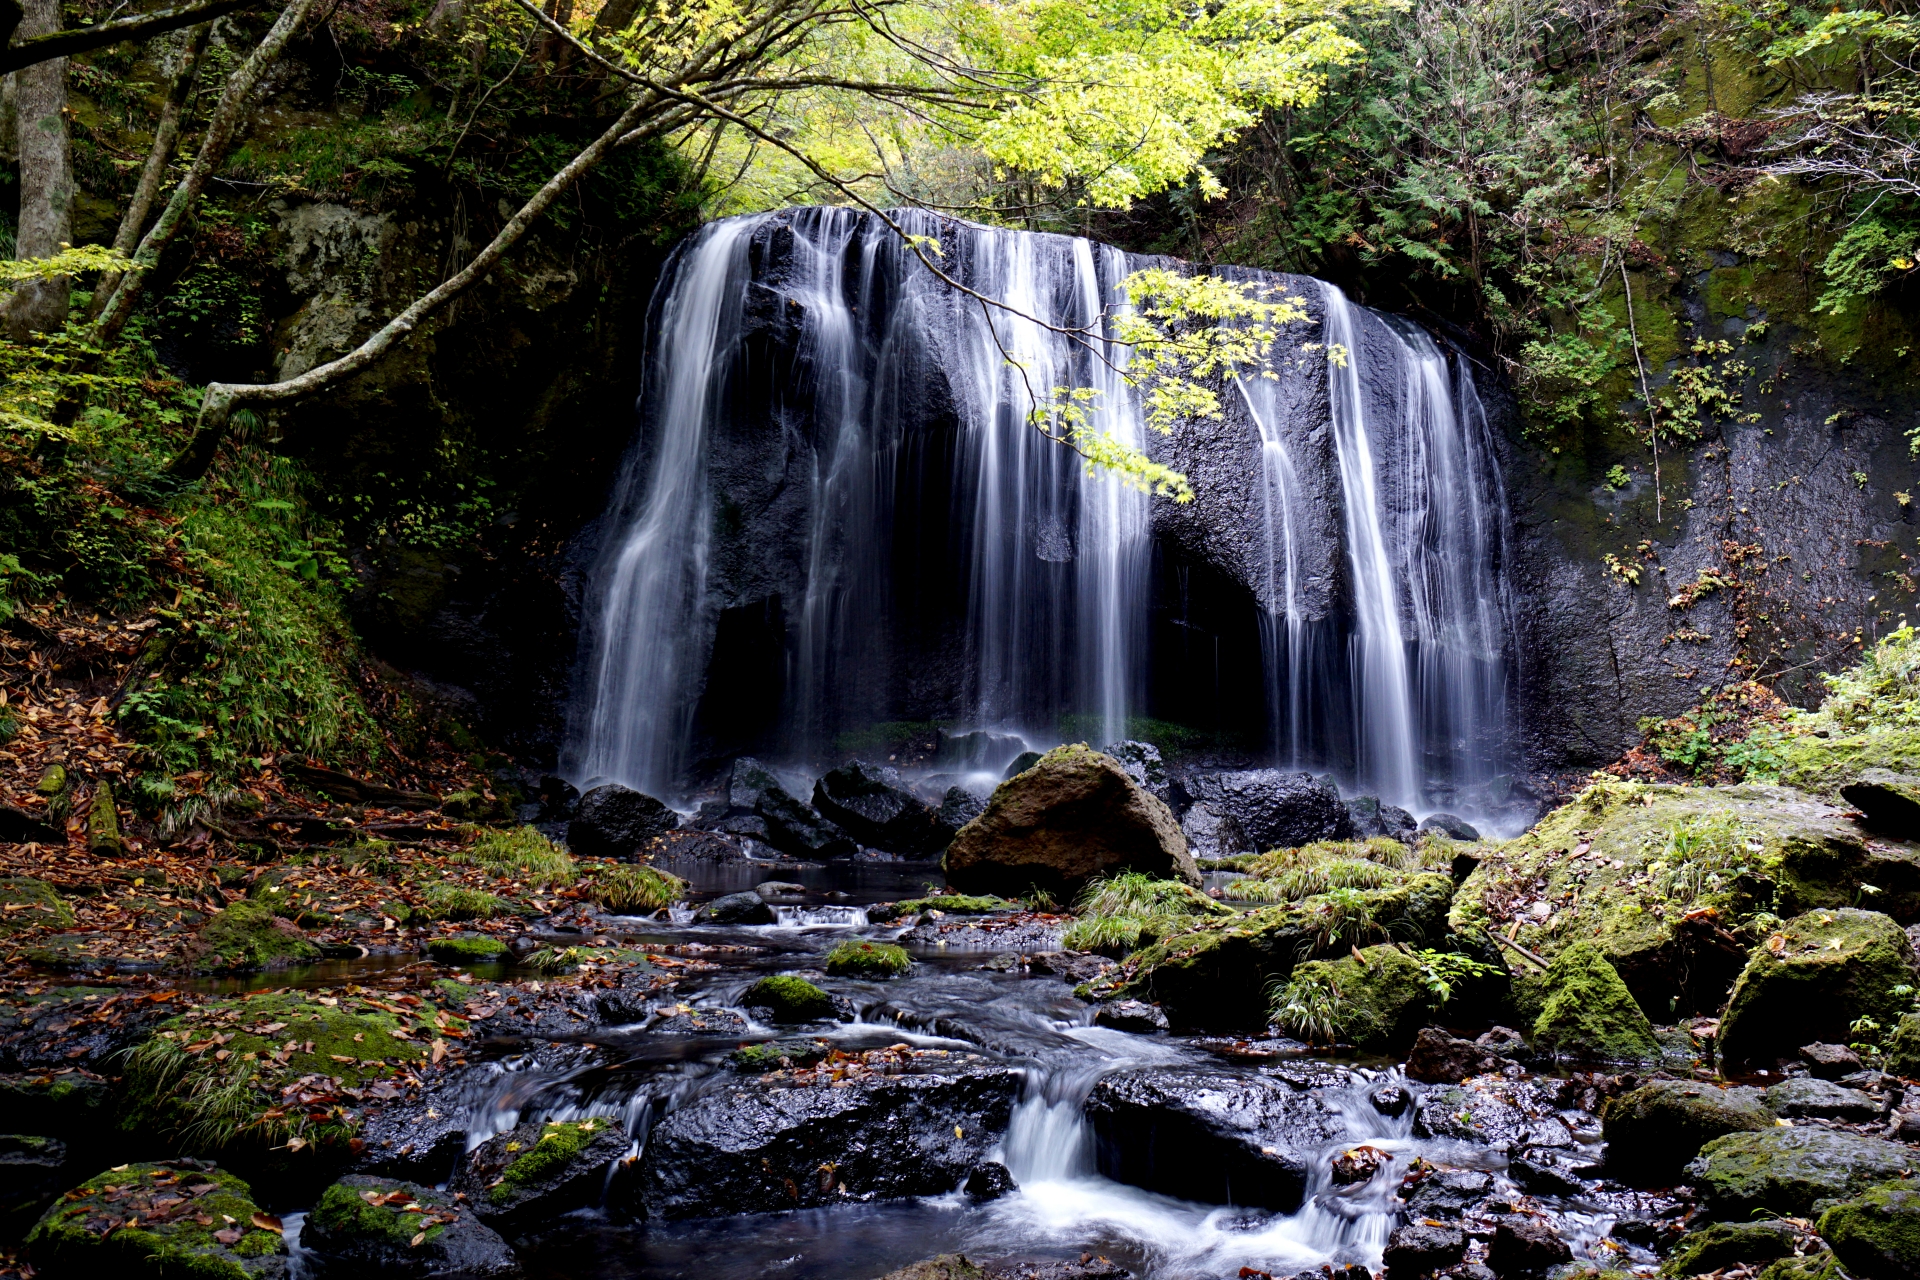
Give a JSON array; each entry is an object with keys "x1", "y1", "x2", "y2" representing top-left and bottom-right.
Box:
[{"x1": 1, "y1": 0, "x2": 262, "y2": 73}]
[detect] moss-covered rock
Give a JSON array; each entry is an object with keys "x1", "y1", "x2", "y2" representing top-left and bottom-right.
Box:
[
  {"x1": 1777, "y1": 728, "x2": 1920, "y2": 798},
  {"x1": 876, "y1": 1258, "x2": 985, "y2": 1280},
  {"x1": 1660, "y1": 1222, "x2": 1801, "y2": 1278},
  {"x1": 1686, "y1": 1128, "x2": 1915, "y2": 1217},
  {"x1": 1717, "y1": 908, "x2": 1919, "y2": 1067},
  {"x1": 1283, "y1": 945, "x2": 1432, "y2": 1052},
  {"x1": 172, "y1": 901, "x2": 321, "y2": 972},
  {"x1": 121, "y1": 989, "x2": 454, "y2": 1156},
  {"x1": 0, "y1": 879, "x2": 73, "y2": 934},
  {"x1": 1885, "y1": 1013, "x2": 1920, "y2": 1077},
  {"x1": 1530, "y1": 941, "x2": 1660, "y2": 1063},
  {"x1": 415, "y1": 883, "x2": 507, "y2": 922},
  {"x1": 450, "y1": 1117, "x2": 629, "y2": 1233},
  {"x1": 1105, "y1": 873, "x2": 1459, "y2": 1031},
  {"x1": 301, "y1": 1174, "x2": 519, "y2": 1277},
  {"x1": 730, "y1": 1038, "x2": 831, "y2": 1071},
  {"x1": 25, "y1": 1161, "x2": 289, "y2": 1279},
  {"x1": 1817, "y1": 1180, "x2": 1920, "y2": 1280},
  {"x1": 1756, "y1": 1254, "x2": 1849, "y2": 1280},
  {"x1": 741, "y1": 976, "x2": 835, "y2": 1022},
  {"x1": 1603, "y1": 1080, "x2": 1776, "y2": 1183},
  {"x1": 824, "y1": 941, "x2": 912, "y2": 978},
  {"x1": 1450, "y1": 781, "x2": 1920, "y2": 1022},
  {"x1": 424, "y1": 934, "x2": 509, "y2": 964}
]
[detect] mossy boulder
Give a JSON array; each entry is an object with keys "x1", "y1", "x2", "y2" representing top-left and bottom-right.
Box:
[
  {"x1": 450, "y1": 1117, "x2": 629, "y2": 1233},
  {"x1": 1717, "y1": 908, "x2": 1919, "y2": 1067},
  {"x1": 741, "y1": 976, "x2": 835, "y2": 1022},
  {"x1": 1686, "y1": 1128, "x2": 1915, "y2": 1217},
  {"x1": 173, "y1": 901, "x2": 321, "y2": 972},
  {"x1": 1530, "y1": 941, "x2": 1660, "y2": 1063},
  {"x1": 877, "y1": 1258, "x2": 985, "y2": 1280},
  {"x1": 85, "y1": 782, "x2": 123, "y2": 857},
  {"x1": 425, "y1": 934, "x2": 510, "y2": 965},
  {"x1": 0, "y1": 879, "x2": 73, "y2": 934},
  {"x1": 943, "y1": 744, "x2": 1197, "y2": 897},
  {"x1": 1105, "y1": 875, "x2": 1457, "y2": 1031},
  {"x1": 1286, "y1": 945, "x2": 1433, "y2": 1052},
  {"x1": 824, "y1": 940, "x2": 911, "y2": 978},
  {"x1": 301, "y1": 1174, "x2": 520, "y2": 1277},
  {"x1": 1885, "y1": 1013, "x2": 1920, "y2": 1077},
  {"x1": 1603, "y1": 1080, "x2": 1776, "y2": 1184},
  {"x1": 1776, "y1": 727, "x2": 1920, "y2": 798},
  {"x1": 730, "y1": 1038, "x2": 831, "y2": 1071},
  {"x1": 25, "y1": 1161, "x2": 289, "y2": 1279},
  {"x1": 1450, "y1": 781, "x2": 1920, "y2": 1022},
  {"x1": 121, "y1": 990, "x2": 455, "y2": 1155},
  {"x1": 1660, "y1": 1222, "x2": 1800, "y2": 1278},
  {"x1": 1818, "y1": 1180, "x2": 1920, "y2": 1280}
]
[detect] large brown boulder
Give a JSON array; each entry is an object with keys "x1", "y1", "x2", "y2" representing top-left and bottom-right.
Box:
[{"x1": 943, "y1": 744, "x2": 1197, "y2": 897}]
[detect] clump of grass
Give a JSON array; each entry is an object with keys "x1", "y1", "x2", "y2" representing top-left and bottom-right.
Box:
[
  {"x1": 335, "y1": 839, "x2": 401, "y2": 878},
  {"x1": 522, "y1": 945, "x2": 596, "y2": 972},
  {"x1": 1297, "y1": 885, "x2": 1399, "y2": 957},
  {"x1": 1226, "y1": 858, "x2": 1398, "y2": 903},
  {"x1": 462, "y1": 826, "x2": 576, "y2": 887},
  {"x1": 1063, "y1": 871, "x2": 1232, "y2": 954},
  {"x1": 589, "y1": 864, "x2": 686, "y2": 914},
  {"x1": 824, "y1": 940, "x2": 912, "y2": 978},
  {"x1": 1269, "y1": 970, "x2": 1349, "y2": 1046},
  {"x1": 418, "y1": 881, "x2": 505, "y2": 921}
]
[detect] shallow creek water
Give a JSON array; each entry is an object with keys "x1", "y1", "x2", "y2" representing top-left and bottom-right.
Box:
[{"x1": 332, "y1": 860, "x2": 1616, "y2": 1280}]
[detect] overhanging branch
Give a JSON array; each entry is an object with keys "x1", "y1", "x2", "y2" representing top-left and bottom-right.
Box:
[{"x1": 1, "y1": 0, "x2": 263, "y2": 73}]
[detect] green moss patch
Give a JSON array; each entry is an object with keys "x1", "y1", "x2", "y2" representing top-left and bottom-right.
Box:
[
  {"x1": 824, "y1": 940, "x2": 912, "y2": 978},
  {"x1": 866, "y1": 894, "x2": 1018, "y2": 923},
  {"x1": 1276, "y1": 944, "x2": 1433, "y2": 1051},
  {"x1": 741, "y1": 975, "x2": 835, "y2": 1021},
  {"x1": 172, "y1": 901, "x2": 321, "y2": 973},
  {"x1": 1661, "y1": 1222, "x2": 1800, "y2": 1278},
  {"x1": 424, "y1": 935, "x2": 508, "y2": 964},
  {"x1": 1819, "y1": 1181, "x2": 1920, "y2": 1280},
  {"x1": 493, "y1": 1118, "x2": 615, "y2": 1205},
  {"x1": 308, "y1": 1175, "x2": 454, "y2": 1250},
  {"x1": 121, "y1": 989, "x2": 460, "y2": 1152},
  {"x1": 0, "y1": 879, "x2": 74, "y2": 934},
  {"x1": 25, "y1": 1161, "x2": 287, "y2": 1280},
  {"x1": 731, "y1": 1038, "x2": 832, "y2": 1071},
  {"x1": 415, "y1": 882, "x2": 506, "y2": 922},
  {"x1": 1689, "y1": 1128, "x2": 1915, "y2": 1217}
]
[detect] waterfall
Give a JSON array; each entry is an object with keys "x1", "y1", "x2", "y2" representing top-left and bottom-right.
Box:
[
  {"x1": 564, "y1": 210, "x2": 1513, "y2": 810},
  {"x1": 567, "y1": 217, "x2": 761, "y2": 795}
]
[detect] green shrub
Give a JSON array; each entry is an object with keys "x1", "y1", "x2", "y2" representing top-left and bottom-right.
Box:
[{"x1": 824, "y1": 940, "x2": 912, "y2": 978}]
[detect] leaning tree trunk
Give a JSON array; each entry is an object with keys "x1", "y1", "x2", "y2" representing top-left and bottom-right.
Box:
[
  {"x1": 91, "y1": 0, "x2": 319, "y2": 346},
  {"x1": 91, "y1": 20, "x2": 214, "y2": 317},
  {"x1": 5, "y1": 0, "x2": 72, "y2": 340}
]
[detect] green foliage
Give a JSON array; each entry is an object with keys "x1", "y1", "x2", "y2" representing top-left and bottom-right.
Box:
[
  {"x1": 1796, "y1": 626, "x2": 1920, "y2": 734},
  {"x1": 0, "y1": 244, "x2": 141, "y2": 282},
  {"x1": 1064, "y1": 871, "x2": 1231, "y2": 951},
  {"x1": 1408, "y1": 948, "x2": 1500, "y2": 1004},
  {"x1": 462, "y1": 827, "x2": 577, "y2": 887},
  {"x1": 1816, "y1": 216, "x2": 1920, "y2": 316},
  {"x1": 1269, "y1": 968, "x2": 1350, "y2": 1045},
  {"x1": 588, "y1": 864, "x2": 687, "y2": 913}
]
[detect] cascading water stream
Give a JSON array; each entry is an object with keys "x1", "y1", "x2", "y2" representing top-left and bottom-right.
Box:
[{"x1": 565, "y1": 209, "x2": 1514, "y2": 820}]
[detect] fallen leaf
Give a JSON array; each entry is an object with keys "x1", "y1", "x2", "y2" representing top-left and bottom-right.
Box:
[
  {"x1": 410, "y1": 1231, "x2": 426, "y2": 1248},
  {"x1": 251, "y1": 1212, "x2": 283, "y2": 1233}
]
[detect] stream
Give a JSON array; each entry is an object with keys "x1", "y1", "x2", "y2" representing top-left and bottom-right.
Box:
[{"x1": 371, "y1": 859, "x2": 1624, "y2": 1280}]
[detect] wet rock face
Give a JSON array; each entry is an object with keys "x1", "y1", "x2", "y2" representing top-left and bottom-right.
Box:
[
  {"x1": 1179, "y1": 801, "x2": 1253, "y2": 859},
  {"x1": 695, "y1": 891, "x2": 776, "y2": 925},
  {"x1": 1841, "y1": 769, "x2": 1920, "y2": 840},
  {"x1": 1767, "y1": 1077, "x2": 1887, "y2": 1123},
  {"x1": 944, "y1": 746, "x2": 1197, "y2": 897},
  {"x1": 1412, "y1": 1078, "x2": 1574, "y2": 1150},
  {"x1": 1717, "y1": 908, "x2": 1920, "y2": 1067},
  {"x1": 1084, "y1": 1064, "x2": 1351, "y2": 1211},
  {"x1": 301, "y1": 1175, "x2": 522, "y2": 1279},
  {"x1": 1181, "y1": 770, "x2": 1355, "y2": 850},
  {"x1": 812, "y1": 762, "x2": 939, "y2": 854},
  {"x1": 566, "y1": 785, "x2": 679, "y2": 858},
  {"x1": 1602, "y1": 1079, "x2": 1776, "y2": 1184},
  {"x1": 451, "y1": 1117, "x2": 631, "y2": 1236},
  {"x1": 1487, "y1": 1217, "x2": 1571, "y2": 1275},
  {"x1": 633, "y1": 1069, "x2": 1020, "y2": 1218},
  {"x1": 1687, "y1": 1127, "x2": 1918, "y2": 1218},
  {"x1": 1401, "y1": 1168, "x2": 1493, "y2": 1219},
  {"x1": 1385, "y1": 1223, "x2": 1467, "y2": 1277},
  {"x1": 1347, "y1": 796, "x2": 1417, "y2": 842},
  {"x1": 696, "y1": 758, "x2": 856, "y2": 860},
  {"x1": 1404, "y1": 1028, "x2": 1521, "y2": 1084},
  {"x1": 1102, "y1": 741, "x2": 1173, "y2": 804}
]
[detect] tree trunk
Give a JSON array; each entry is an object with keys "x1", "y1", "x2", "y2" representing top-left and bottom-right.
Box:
[
  {"x1": 5, "y1": 0, "x2": 72, "y2": 340},
  {"x1": 91, "y1": 0, "x2": 319, "y2": 346},
  {"x1": 91, "y1": 20, "x2": 213, "y2": 317}
]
